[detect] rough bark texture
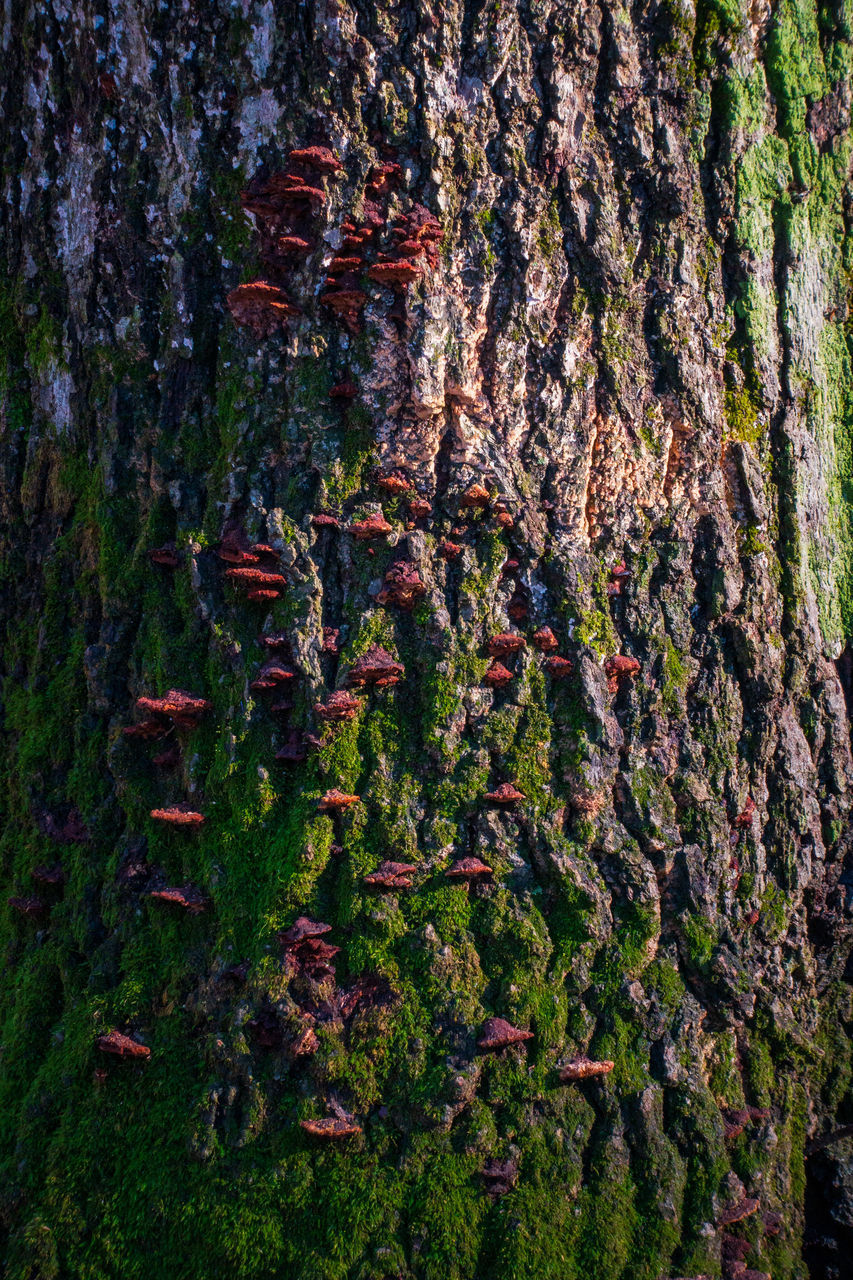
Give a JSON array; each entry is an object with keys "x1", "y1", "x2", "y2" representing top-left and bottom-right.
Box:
[{"x1": 2, "y1": 2, "x2": 853, "y2": 1278}]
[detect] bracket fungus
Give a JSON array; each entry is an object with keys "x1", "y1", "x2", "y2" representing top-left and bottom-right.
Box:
[
  {"x1": 439, "y1": 540, "x2": 463, "y2": 561},
  {"x1": 345, "y1": 645, "x2": 404, "y2": 688},
  {"x1": 149, "y1": 805, "x2": 205, "y2": 828},
  {"x1": 96, "y1": 1030, "x2": 151, "y2": 1060},
  {"x1": 544, "y1": 656, "x2": 574, "y2": 678},
  {"x1": 318, "y1": 789, "x2": 360, "y2": 812},
  {"x1": 225, "y1": 567, "x2": 287, "y2": 590},
  {"x1": 247, "y1": 589, "x2": 281, "y2": 601},
  {"x1": 122, "y1": 718, "x2": 168, "y2": 741},
  {"x1": 409, "y1": 498, "x2": 432, "y2": 519},
  {"x1": 461, "y1": 483, "x2": 491, "y2": 509},
  {"x1": 321, "y1": 627, "x2": 340, "y2": 654},
  {"x1": 368, "y1": 260, "x2": 423, "y2": 287},
  {"x1": 149, "y1": 544, "x2": 180, "y2": 568},
  {"x1": 329, "y1": 379, "x2": 358, "y2": 400},
  {"x1": 604, "y1": 654, "x2": 641, "y2": 692},
  {"x1": 484, "y1": 782, "x2": 525, "y2": 805},
  {"x1": 300, "y1": 1116, "x2": 362, "y2": 1140},
  {"x1": 532, "y1": 626, "x2": 558, "y2": 652},
  {"x1": 135, "y1": 690, "x2": 211, "y2": 725},
  {"x1": 376, "y1": 472, "x2": 413, "y2": 495},
  {"x1": 226, "y1": 281, "x2": 300, "y2": 337},
  {"x1": 147, "y1": 885, "x2": 207, "y2": 914},
  {"x1": 279, "y1": 917, "x2": 332, "y2": 949},
  {"x1": 363, "y1": 860, "x2": 417, "y2": 891},
  {"x1": 277, "y1": 234, "x2": 312, "y2": 255},
  {"x1": 477, "y1": 1018, "x2": 533, "y2": 1052},
  {"x1": 275, "y1": 732, "x2": 307, "y2": 763},
  {"x1": 717, "y1": 1196, "x2": 761, "y2": 1228},
  {"x1": 445, "y1": 857, "x2": 493, "y2": 884},
  {"x1": 483, "y1": 662, "x2": 514, "y2": 689},
  {"x1": 327, "y1": 255, "x2": 364, "y2": 276},
  {"x1": 288, "y1": 145, "x2": 342, "y2": 173},
  {"x1": 487, "y1": 632, "x2": 526, "y2": 657},
  {"x1": 559, "y1": 1056, "x2": 615, "y2": 1082},
  {"x1": 349, "y1": 512, "x2": 392, "y2": 541},
  {"x1": 8, "y1": 895, "x2": 46, "y2": 917},
  {"x1": 376, "y1": 561, "x2": 426, "y2": 609},
  {"x1": 733, "y1": 796, "x2": 756, "y2": 828},
  {"x1": 312, "y1": 513, "x2": 341, "y2": 530},
  {"x1": 31, "y1": 864, "x2": 65, "y2": 886},
  {"x1": 315, "y1": 690, "x2": 363, "y2": 722},
  {"x1": 320, "y1": 287, "x2": 367, "y2": 331}
]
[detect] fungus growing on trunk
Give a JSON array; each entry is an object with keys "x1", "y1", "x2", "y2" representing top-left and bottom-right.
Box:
[
  {"x1": 507, "y1": 594, "x2": 527, "y2": 622},
  {"x1": 225, "y1": 567, "x2": 287, "y2": 589},
  {"x1": 483, "y1": 662, "x2": 513, "y2": 688},
  {"x1": 96, "y1": 1030, "x2": 151, "y2": 1060},
  {"x1": 501, "y1": 559, "x2": 519, "y2": 576},
  {"x1": 149, "y1": 544, "x2": 180, "y2": 567},
  {"x1": 733, "y1": 796, "x2": 756, "y2": 828},
  {"x1": 363, "y1": 861, "x2": 417, "y2": 890},
  {"x1": 349, "y1": 512, "x2": 392, "y2": 540},
  {"x1": 345, "y1": 645, "x2": 404, "y2": 688},
  {"x1": 135, "y1": 690, "x2": 211, "y2": 722},
  {"x1": 318, "y1": 789, "x2": 360, "y2": 812},
  {"x1": 368, "y1": 260, "x2": 423, "y2": 286},
  {"x1": 376, "y1": 561, "x2": 426, "y2": 609},
  {"x1": 604, "y1": 654, "x2": 640, "y2": 692},
  {"x1": 312, "y1": 513, "x2": 341, "y2": 530},
  {"x1": 152, "y1": 745, "x2": 181, "y2": 769},
  {"x1": 288, "y1": 146, "x2": 342, "y2": 172},
  {"x1": 247, "y1": 589, "x2": 281, "y2": 601},
  {"x1": 315, "y1": 690, "x2": 363, "y2": 722},
  {"x1": 257, "y1": 661, "x2": 297, "y2": 684},
  {"x1": 717, "y1": 1196, "x2": 760, "y2": 1227},
  {"x1": 147, "y1": 885, "x2": 207, "y2": 914},
  {"x1": 217, "y1": 545, "x2": 259, "y2": 565},
  {"x1": 31, "y1": 864, "x2": 65, "y2": 886},
  {"x1": 484, "y1": 782, "x2": 525, "y2": 805},
  {"x1": 477, "y1": 1017, "x2": 533, "y2": 1052},
  {"x1": 461, "y1": 483, "x2": 490, "y2": 509},
  {"x1": 722, "y1": 1107, "x2": 751, "y2": 1140},
  {"x1": 149, "y1": 805, "x2": 205, "y2": 828},
  {"x1": 607, "y1": 561, "x2": 631, "y2": 595},
  {"x1": 300, "y1": 1117, "x2": 361, "y2": 1139},
  {"x1": 439, "y1": 540, "x2": 462, "y2": 560},
  {"x1": 376, "y1": 472, "x2": 413, "y2": 494},
  {"x1": 487, "y1": 632, "x2": 526, "y2": 657},
  {"x1": 279, "y1": 916, "x2": 332, "y2": 948},
  {"x1": 445, "y1": 857, "x2": 493, "y2": 883},
  {"x1": 409, "y1": 498, "x2": 432, "y2": 519},
  {"x1": 8, "y1": 895, "x2": 46, "y2": 917},
  {"x1": 275, "y1": 732, "x2": 306, "y2": 763},
  {"x1": 122, "y1": 718, "x2": 168, "y2": 741},
  {"x1": 558, "y1": 1056, "x2": 615, "y2": 1082},
  {"x1": 328, "y1": 256, "x2": 363, "y2": 275},
  {"x1": 278, "y1": 235, "x2": 311, "y2": 254},
  {"x1": 366, "y1": 161, "x2": 402, "y2": 194},
  {"x1": 544, "y1": 656, "x2": 573, "y2": 678},
  {"x1": 320, "y1": 287, "x2": 367, "y2": 330},
  {"x1": 329, "y1": 380, "x2": 358, "y2": 399},
  {"x1": 322, "y1": 627, "x2": 340, "y2": 654},
  {"x1": 532, "y1": 626, "x2": 558, "y2": 652},
  {"x1": 226, "y1": 281, "x2": 300, "y2": 337}
]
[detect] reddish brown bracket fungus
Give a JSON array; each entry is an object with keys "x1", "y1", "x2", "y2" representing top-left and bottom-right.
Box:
[
  {"x1": 439, "y1": 540, "x2": 463, "y2": 561},
  {"x1": 149, "y1": 544, "x2": 180, "y2": 568},
  {"x1": 320, "y1": 287, "x2": 367, "y2": 330},
  {"x1": 363, "y1": 860, "x2": 417, "y2": 891},
  {"x1": 532, "y1": 626, "x2": 558, "y2": 653},
  {"x1": 292, "y1": 1026, "x2": 320, "y2": 1057},
  {"x1": 147, "y1": 885, "x2": 207, "y2": 915},
  {"x1": 461, "y1": 483, "x2": 491, "y2": 509},
  {"x1": 329, "y1": 380, "x2": 358, "y2": 400},
  {"x1": 278, "y1": 234, "x2": 312, "y2": 254},
  {"x1": 152, "y1": 745, "x2": 181, "y2": 769},
  {"x1": 31, "y1": 864, "x2": 65, "y2": 886},
  {"x1": 366, "y1": 161, "x2": 402, "y2": 194},
  {"x1": 445, "y1": 857, "x2": 493, "y2": 883},
  {"x1": 733, "y1": 796, "x2": 756, "y2": 828},
  {"x1": 225, "y1": 567, "x2": 287, "y2": 589},
  {"x1": 487, "y1": 632, "x2": 526, "y2": 657},
  {"x1": 495, "y1": 512, "x2": 514, "y2": 530},
  {"x1": 409, "y1": 498, "x2": 432, "y2": 519},
  {"x1": 483, "y1": 661, "x2": 514, "y2": 689},
  {"x1": 122, "y1": 718, "x2": 168, "y2": 741},
  {"x1": 226, "y1": 281, "x2": 300, "y2": 337},
  {"x1": 559, "y1": 1056, "x2": 615, "y2": 1082},
  {"x1": 376, "y1": 561, "x2": 426, "y2": 609},
  {"x1": 279, "y1": 917, "x2": 332, "y2": 949},
  {"x1": 315, "y1": 690, "x2": 363, "y2": 722},
  {"x1": 328, "y1": 256, "x2": 363, "y2": 275},
  {"x1": 367, "y1": 260, "x2": 423, "y2": 287},
  {"x1": 300, "y1": 1117, "x2": 361, "y2": 1139},
  {"x1": 762, "y1": 1211, "x2": 782, "y2": 1236},
  {"x1": 507, "y1": 595, "x2": 528, "y2": 622},
  {"x1": 257, "y1": 661, "x2": 297, "y2": 684},
  {"x1": 717, "y1": 1196, "x2": 760, "y2": 1227},
  {"x1": 149, "y1": 805, "x2": 205, "y2": 828},
  {"x1": 477, "y1": 1017, "x2": 533, "y2": 1052},
  {"x1": 501, "y1": 559, "x2": 520, "y2": 576},
  {"x1": 135, "y1": 690, "x2": 211, "y2": 722},
  {"x1": 217, "y1": 544, "x2": 259, "y2": 565},
  {"x1": 345, "y1": 645, "x2": 405, "y2": 688},
  {"x1": 275, "y1": 732, "x2": 307, "y2": 763},
  {"x1": 247, "y1": 1010, "x2": 284, "y2": 1049},
  {"x1": 484, "y1": 782, "x2": 525, "y2": 805},
  {"x1": 722, "y1": 1107, "x2": 751, "y2": 1140},
  {"x1": 349, "y1": 512, "x2": 392, "y2": 541},
  {"x1": 604, "y1": 654, "x2": 641, "y2": 692},
  {"x1": 8, "y1": 895, "x2": 46, "y2": 917},
  {"x1": 322, "y1": 627, "x2": 340, "y2": 654},
  {"x1": 544, "y1": 656, "x2": 574, "y2": 678},
  {"x1": 607, "y1": 561, "x2": 632, "y2": 596},
  {"x1": 312, "y1": 513, "x2": 341, "y2": 530},
  {"x1": 318, "y1": 789, "x2": 360, "y2": 812},
  {"x1": 288, "y1": 145, "x2": 342, "y2": 172},
  {"x1": 247, "y1": 589, "x2": 281, "y2": 601},
  {"x1": 744, "y1": 907, "x2": 760, "y2": 928},
  {"x1": 251, "y1": 543, "x2": 279, "y2": 560},
  {"x1": 376, "y1": 472, "x2": 413, "y2": 495},
  {"x1": 96, "y1": 1030, "x2": 151, "y2": 1060},
  {"x1": 277, "y1": 180, "x2": 327, "y2": 204}
]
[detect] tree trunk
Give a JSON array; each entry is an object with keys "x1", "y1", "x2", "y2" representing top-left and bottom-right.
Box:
[{"x1": 2, "y1": 1, "x2": 853, "y2": 1277}]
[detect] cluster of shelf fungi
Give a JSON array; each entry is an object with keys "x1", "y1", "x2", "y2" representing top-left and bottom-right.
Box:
[{"x1": 6, "y1": 141, "x2": 771, "y2": 1257}]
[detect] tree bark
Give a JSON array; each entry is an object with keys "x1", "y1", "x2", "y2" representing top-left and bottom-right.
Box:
[{"x1": 1, "y1": 1, "x2": 853, "y2": 1277}]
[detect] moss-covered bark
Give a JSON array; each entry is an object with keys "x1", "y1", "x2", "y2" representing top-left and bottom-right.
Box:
[{"x1": 2, "y1": 1, "x2": 853, "y2": 1277}]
